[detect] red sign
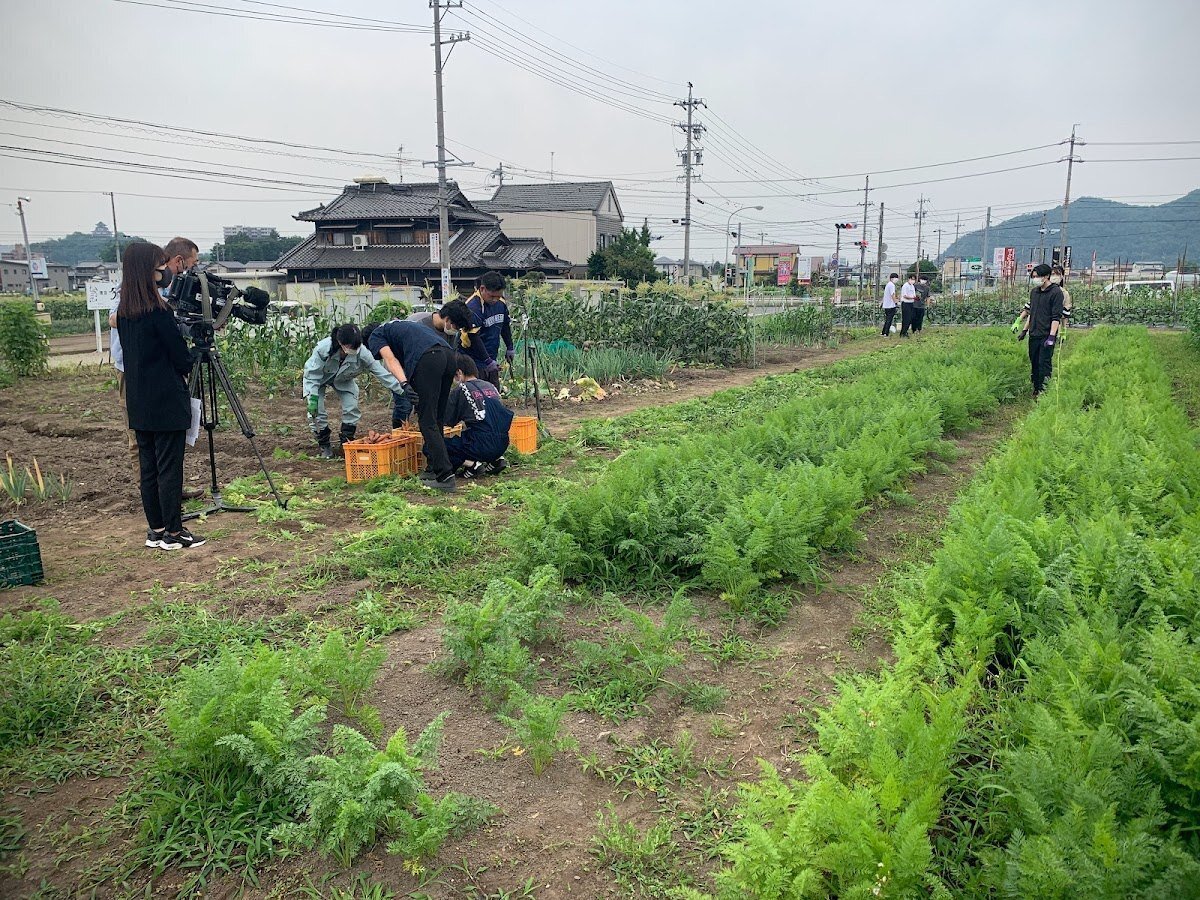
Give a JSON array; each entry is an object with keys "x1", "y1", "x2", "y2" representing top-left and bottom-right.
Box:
[
  {"x1": 777, "y1": 258, "x2": 794, "y2": 286},
  {"x1": 1002, "y1": 247, "x2": 1016, "y2": 278}
]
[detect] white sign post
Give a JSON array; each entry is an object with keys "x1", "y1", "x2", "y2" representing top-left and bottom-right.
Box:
[
  {"x1": 86, "y1": 280, "x2": 121, "y2": 356},
  {"x1": 429, "y1": 232, "x2": 441, "y2": 264}
]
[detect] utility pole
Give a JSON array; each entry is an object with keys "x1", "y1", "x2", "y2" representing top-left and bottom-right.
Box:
[
  {"x1": 429, "y1": 1, "x2": 470, "y2": 300},
  {"x1": 550, "y1": 152, "x2": 555, "y2": 182},
  {"x1": 953, "y1": 213, "x2": 961, "y2": 294},
  {"x1": 874, "y1": 201, "x2": 884, "y2": 299},
  {"x1": 1037, "y1": 211, "x2": 1048, "y2": 263},
  {"x1": 934, "y1": 228, "x2": 943, "y2": 263},
  {"x1": 15, "y1": 197, "x2": 39, "y2": 305},
  {"x1": 491, "y1": 162, "x2": 505, "y2": 189},
  {"x1": 857, "y1": 176, "x2": 870, "y2": 302},
  {"x1": 913, "y1": 196, "x2": 928, "y2": 278},
  {"x1": 1060, "y1": 124, "x2": 1083, "y2": 280},
  {"x1": 397, "y1": 145, "x2": 404, "y2": 182},
  {"x1": 980, "y1": 206, "x2": 991, "y2": 290},
  {"x1": 104, "y1": 192, "x2": 121, "y2": 262},
  {"x1": 674, "y1": 82, "x2": 705, "y2": 286}
]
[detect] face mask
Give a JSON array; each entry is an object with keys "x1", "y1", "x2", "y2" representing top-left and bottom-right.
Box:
[
  {"x1": 156, "y1": 267, "x2": 173, "y2": 289},
  {"x1": 1050, "y1": 275, "x2": 1063, "y2": 284}
]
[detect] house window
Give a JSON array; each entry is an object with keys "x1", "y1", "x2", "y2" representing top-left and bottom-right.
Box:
[{"x1": 332, "y1": 231, "x2": 348, "y2": 246}]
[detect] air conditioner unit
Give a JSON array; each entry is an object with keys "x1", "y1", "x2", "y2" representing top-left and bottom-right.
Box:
[{"x1": 351, "y1": 234, "x2": 368, "y2": 251}]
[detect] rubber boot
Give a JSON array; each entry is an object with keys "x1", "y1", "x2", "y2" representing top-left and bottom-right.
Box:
[
  {"x1": 339, "y1": 423, "x2": 357, "y2": 455},
  {"x1": 316, "y1": 427, "x2": 333, "y2": 460}
]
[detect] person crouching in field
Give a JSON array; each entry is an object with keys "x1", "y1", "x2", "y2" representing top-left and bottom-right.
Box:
[
  {"x1": 443, "y1": 353, "x2": 513, "y2": 479},
  {"x1": 303, "y1": 323, "x2": 408, "y2": 459}
]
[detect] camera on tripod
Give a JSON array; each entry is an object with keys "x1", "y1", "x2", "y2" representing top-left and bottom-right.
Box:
[{"x1": 167, "y1": 270, "x2": 271, "y2": 333}]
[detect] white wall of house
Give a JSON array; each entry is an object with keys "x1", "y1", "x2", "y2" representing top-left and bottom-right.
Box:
[{"x1": 489, "y1": 210, "x2": 596, "y2": 266}]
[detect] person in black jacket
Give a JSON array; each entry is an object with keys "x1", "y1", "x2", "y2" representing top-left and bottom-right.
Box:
[
  {"x1": 115, "y1": 242, "x2": 205, "y2": 550},
  {"x1": 367, "y1": 318, "x2": 457, "y2": 491},
  {"x1": 1025, "y1": 263, "x2": 1065, "y2": 396}
]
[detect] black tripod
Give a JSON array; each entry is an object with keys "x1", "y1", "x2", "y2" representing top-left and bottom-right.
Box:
[
  {"x1": 184, "y1": 326, "x2": 287, "y2": 522},
  {"x1": 515, "y1": 312, "x2": 543, "y2": 421}
]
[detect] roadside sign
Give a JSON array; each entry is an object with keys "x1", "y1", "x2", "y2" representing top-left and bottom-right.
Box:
[
  {"x1": 86, "y1": 280, "x2": 121, "y2": 311},
  {"x1": 429, "y1": 232, "x2": 442, "y2": 265},
  {"x1": 30, "y1": 256, "x2": 48, "y2": 278}
]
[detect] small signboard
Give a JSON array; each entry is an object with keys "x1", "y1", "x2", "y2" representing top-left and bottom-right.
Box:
[
  {"x1": 429, "y1": 232, "x2": 442, "y2": 265},
  {"x1": 777, "y1": 258, "x2": 793, "y2": 286},
  {"x1": 29, "y1": 256, "x2": 48, "y2": 279},
  {"x1": 86, "y1": 280, "x2": 121, "y2": 311}
]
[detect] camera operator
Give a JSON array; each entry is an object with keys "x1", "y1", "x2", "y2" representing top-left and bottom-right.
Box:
[{"x1": 115, "y1": 242, "x2": 205, "y2": 550}]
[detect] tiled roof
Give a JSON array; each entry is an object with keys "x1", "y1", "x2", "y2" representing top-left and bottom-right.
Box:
[
  {"x1": 296, "y1": 181, "x2": 497, "y2": 224},
  {"x1": 483, "y1": 181, "x2": 621, "y2": 216},
  {"x1": 274, "y1": 227, "x2": 569, "y2": 272}
]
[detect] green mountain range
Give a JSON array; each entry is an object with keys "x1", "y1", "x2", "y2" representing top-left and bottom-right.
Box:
[{"x1": 941, "y1": 190, "x2": 1200, "y2": 268}]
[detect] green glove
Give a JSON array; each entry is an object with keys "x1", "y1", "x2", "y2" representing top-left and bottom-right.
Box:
[
  {"x1": 1010, "y1": 315, "x2": 1023, "y2": 333},
  {"x1": 307, "y1": 395, "x2": 319, "y2": 416}
]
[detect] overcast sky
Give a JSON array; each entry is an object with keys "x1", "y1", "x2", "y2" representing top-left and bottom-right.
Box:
[{"x1": 2, "y1": 0, "x2": 1199, "y2": 264}]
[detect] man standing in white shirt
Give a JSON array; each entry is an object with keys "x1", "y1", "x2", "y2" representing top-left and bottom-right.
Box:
[
  {"x1": 899, "y1": 273, "x2": 918, "y2": 337},
  {"x1": 880, "y1": 273, "x2": 899, "y2": 336}
]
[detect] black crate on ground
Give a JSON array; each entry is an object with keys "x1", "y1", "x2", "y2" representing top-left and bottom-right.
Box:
[{"x1": 0, "y1": 520, "x2": 44, "y2": 587}]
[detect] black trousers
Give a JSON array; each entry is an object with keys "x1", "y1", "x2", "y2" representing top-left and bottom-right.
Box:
[
  {"x1": 1028, "y1": 333, "x2": 1055, "y2": 393},
  {"x1": 410, "y1": 344, "x2": 457, "y2": 476},
  {"x1": 881, "y1": 307, "x2": 897, "y2": 335},
  {"x1": 136, "y1": 429, "x2": 186, "y2": 533},
  {"x1": 899, "y1": 303, "x2": 914, "y2": 335},
  {"x1": 912, "y1": 307, "x2": 926, "y2": 332}
]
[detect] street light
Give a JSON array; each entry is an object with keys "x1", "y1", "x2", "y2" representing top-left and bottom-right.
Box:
[
  {"x1": 15, "y1": 196, "x2": 39, "y2": 305},
  {"x1": 725, "y1": 205, "x2": 764, "y2": 288}
]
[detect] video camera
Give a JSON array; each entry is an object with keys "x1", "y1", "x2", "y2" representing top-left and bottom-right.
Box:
[{"x1": 167, "y1": 270, "x2": 271, "y2": 331}]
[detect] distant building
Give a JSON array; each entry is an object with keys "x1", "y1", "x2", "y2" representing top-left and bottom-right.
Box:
[
  {"x1": 734, "y1": 244, "x2": 804, "y2": 287},
  {"x1": 653, "y1": 257, "x2": 706, "y2": 283},
  {"x1": 92, "y1": 221, "x2": 112, "y2": 237},
  {"x1": 0, "y1": 260, "x2": 71, "y2": 293},
  {"x1": 274, "y1": 179, "x2": 569, "y2": 295},
  {"x1": 223, "y1": 225, "x2": 276, "y2": 240},
  {"x1": 476, "y1": 182, "x2": 623, "y2": 276}
]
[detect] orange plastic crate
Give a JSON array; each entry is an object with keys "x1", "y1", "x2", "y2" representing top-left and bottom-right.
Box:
[
  {"x1": 393, "y1": 424, "x2": 463, "y2": 470},
  {"x1": 389, "y1": 433, "x2": 423, "y2": 476},
  {"x1": 510, "y1": 416, "x2": 538, "y2": 454},
  {"x1": 342, "y1": 437, "x2": 404, "y2": 483}
]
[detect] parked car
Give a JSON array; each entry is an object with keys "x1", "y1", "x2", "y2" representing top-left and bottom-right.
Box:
[{"x1": 1102, "y1": 279, "x2": 1175, "y2": 295}]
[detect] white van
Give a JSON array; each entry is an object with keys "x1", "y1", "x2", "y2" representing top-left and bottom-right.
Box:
[{"x1": 1103, "y1": 280, "x2": 1175, "y2": 295}]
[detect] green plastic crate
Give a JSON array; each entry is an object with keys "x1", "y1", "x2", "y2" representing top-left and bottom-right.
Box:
[{"x1": 0, "y1": 520, "x2": 44, "y2": 588}]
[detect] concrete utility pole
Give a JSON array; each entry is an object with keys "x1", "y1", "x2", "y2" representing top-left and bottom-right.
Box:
[
  {"x1": 429, "y1": 1, "x2": 469, "y2": 300},
  {"x1": 874, "y1": 201, "x2": 885, "y2": 299},
  {"x1": 491, "y1": 162, "x2": 505, "y2": 189},
  {"x1": 725, "y1": 204, "x2": 763, "y2": 287},
  {"x1": 934, "y1": 228, "x2": 943, "y2": 264},
  {"x1": 857, "y1": 176, "x2": 870, "y2": 302},
  {"x1": 953, "y1": 213, "x2": 961, "y2": 294},
  {"x1": 981, "y1": 206, "x2": 991, "y2": 289},
  {"x1": 674, "y1": 82, "x2": 705, "y2": 286},
  {"x1": 913, "y1": 196, "x2": 928, "y2": 278},
  {"x1": 15, "y1": 197, "x2": 39, "y2": 304},
  {"x1": 397, "y1": 145, "x2": 404, "y2": 182},
  {"x1": 1060, "y1": 124, "x2": 1083, "y2": 279},
  {"x1": 1038, "y1": 210, "x2": 1048, "y2": 263},
  {"x1": 104, "y1": 192, "x2": 121, "y2": 261}
]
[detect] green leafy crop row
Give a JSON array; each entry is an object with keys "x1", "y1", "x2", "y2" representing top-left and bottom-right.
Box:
[
  {"x1": 511, "y1": 330, "x2": 1026, "y2": 620},
  {"x1": 710, "y1": 328, "x2": 1200, "y2": 898}
]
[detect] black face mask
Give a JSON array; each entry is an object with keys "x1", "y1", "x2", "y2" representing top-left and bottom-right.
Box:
[{"x1": 156, "y1": 267, "x2": 173, "y2": 290}]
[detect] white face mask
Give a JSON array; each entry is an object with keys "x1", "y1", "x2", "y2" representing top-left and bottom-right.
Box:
[{"x1": 1050, "y1": 274, "x2": 1063, "y2": 284}]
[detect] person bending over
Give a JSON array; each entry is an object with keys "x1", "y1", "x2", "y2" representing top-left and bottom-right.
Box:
[
  {"x1": 367, "y1": 318, "x2": 457, "y2": 491},
  {"x1": 303, "y1": 323, "x2": 407, "y2": 459},
  {"x1": 443, "y1": 354, "x2": 514, "y2": 478}
]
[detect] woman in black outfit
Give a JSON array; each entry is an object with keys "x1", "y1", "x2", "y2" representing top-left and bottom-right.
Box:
[{"x1": 115, "y1": 242, "x2": 205, "y2": 550}]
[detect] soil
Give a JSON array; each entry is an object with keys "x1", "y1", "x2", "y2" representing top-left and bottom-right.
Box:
[{"x1": 0, "y1": 332, "x2": 1022, "y2": 899}]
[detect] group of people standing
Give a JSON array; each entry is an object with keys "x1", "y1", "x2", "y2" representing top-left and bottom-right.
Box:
[
  {"x1": 302, "y1": 270, "x2": 517, "y2": 493},
  {"x1": 879, "y1": 272, "x2": 930, "y2": 337},
  {"x1": 877, "y1": 262, "x2": 1071, "y2": 397}
]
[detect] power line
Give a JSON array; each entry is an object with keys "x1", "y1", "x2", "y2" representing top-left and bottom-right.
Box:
[{"x1": 108, "y1": 0, "x2": 432, "y2": 33}]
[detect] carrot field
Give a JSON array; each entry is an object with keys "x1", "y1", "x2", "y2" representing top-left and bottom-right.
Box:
[{"x1": 1, "y1": 326, "x2": 1198, "y2": 899}]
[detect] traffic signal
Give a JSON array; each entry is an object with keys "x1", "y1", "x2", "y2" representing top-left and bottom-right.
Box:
[
  {"x1": 853, "y1": 240, "x2": 869, "y2": 248},
  {"x1": 835, "y1": 222, "x2": 857, "y2": 230}
]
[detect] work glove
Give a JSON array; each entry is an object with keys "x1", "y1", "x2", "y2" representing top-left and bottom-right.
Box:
[
  {"x1": 505, "y1": 349, "x2": 515, "y2": 364},
  {"x1": 1043, "y1": 335, "x2": 1057, "y2": 348},
  {"x1": 485, "y1": 361, "x2": 501, "y2": 378},
  {"x1": 1010, "y1": 315, "x2": 1023, "y2": 333},
  {"x1": 307, "y1": 395, "x2": 319, "y2": 416},
  {"x1": 400, "y1": 381, "x2": 420, "y2": 408},
  {"x1": 1017, "y1": 329, "x2": 1028, "y2": 341}
]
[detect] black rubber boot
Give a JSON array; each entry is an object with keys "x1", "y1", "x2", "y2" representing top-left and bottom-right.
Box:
[
  {"x1": 338, "y1": 424, "x2": 357, "y2": 454},
  {"x1": 316, "y1": 427, "x2": 333, "y2": 460}
]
